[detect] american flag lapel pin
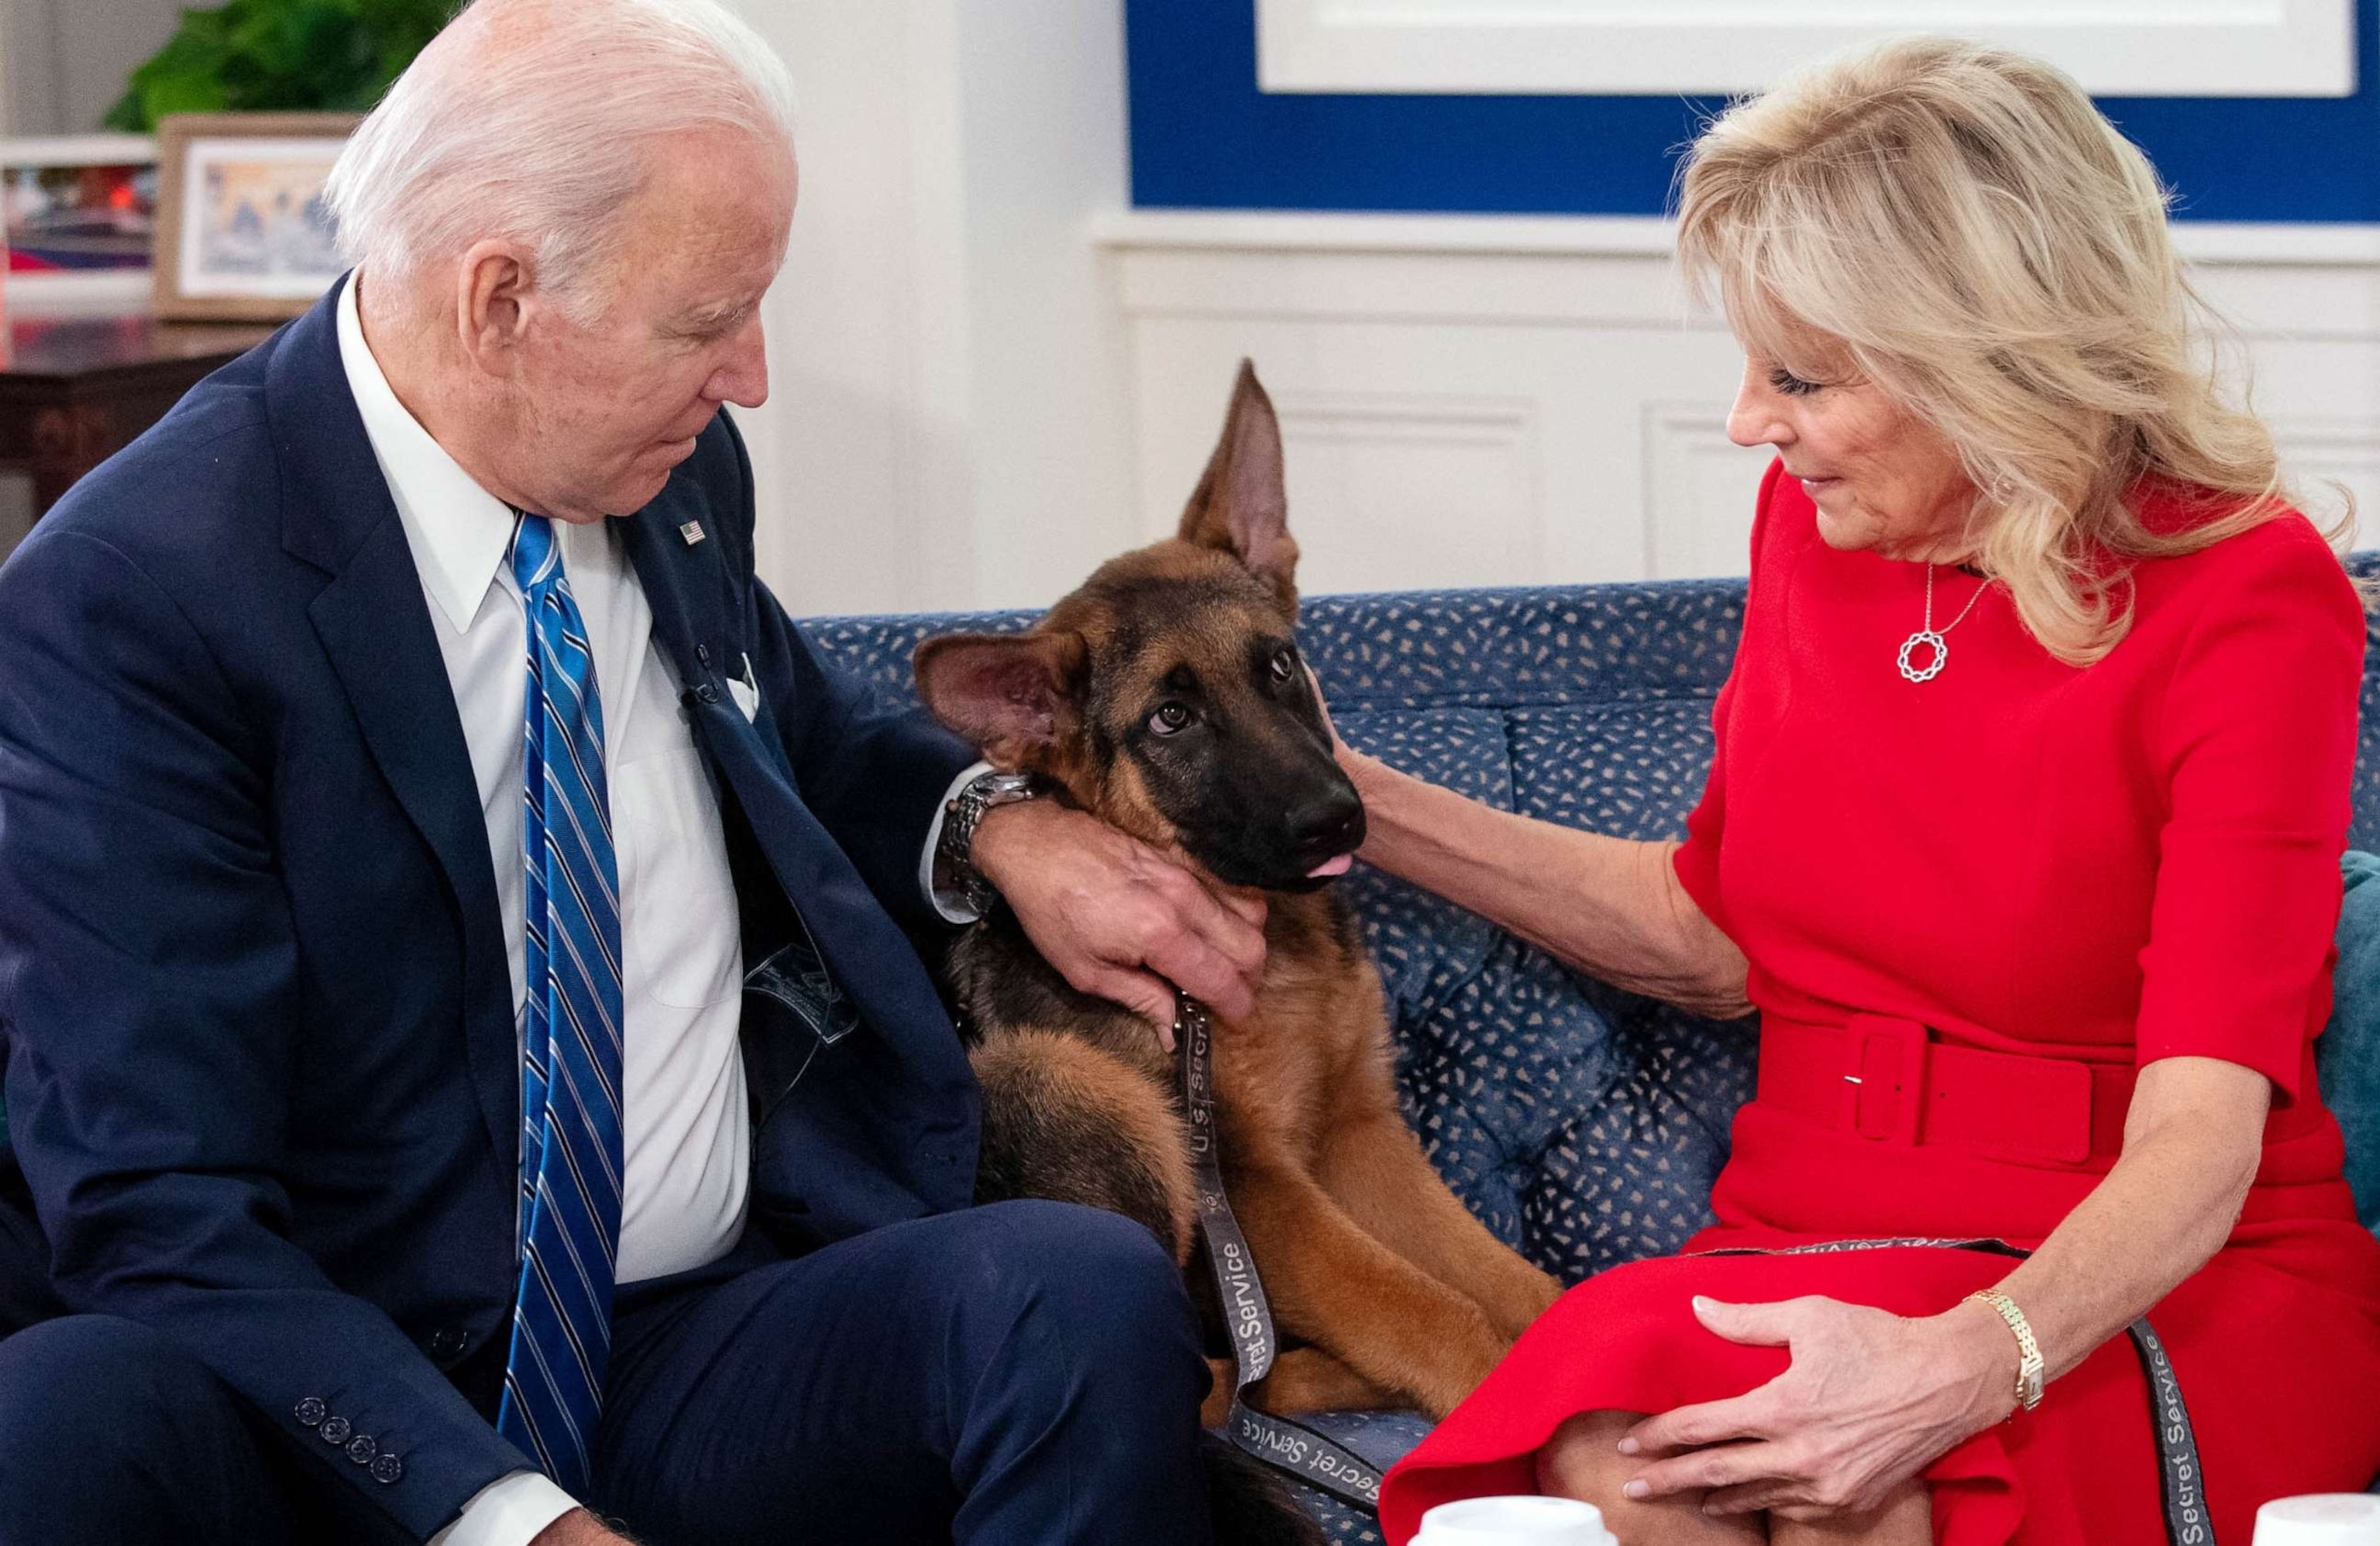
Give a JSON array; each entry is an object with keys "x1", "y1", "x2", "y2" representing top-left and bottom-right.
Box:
[{"x1": 679, "y1": 520, "x2": 706, "y2": 546}]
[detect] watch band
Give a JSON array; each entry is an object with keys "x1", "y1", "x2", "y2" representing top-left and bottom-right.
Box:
[
  {"x1": 937, "y1": 770, "x2": 1041, "y2": 916},
  {"x1": 1968, "y1": 1287, "x2": 2045, "y2": 1411}
]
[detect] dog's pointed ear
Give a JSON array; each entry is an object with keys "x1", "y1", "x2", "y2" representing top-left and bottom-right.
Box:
[
  {"x1": 1178, "y1": 359, "x2": 1298, "y2": 608},
  {"x1": 912, "y1": 630, "x2": 1089, "y2": 766}
]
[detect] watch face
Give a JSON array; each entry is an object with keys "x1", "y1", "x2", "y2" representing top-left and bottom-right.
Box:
[{"x1": 980, "y1": 772, "x2": 1037, "y2": 802}]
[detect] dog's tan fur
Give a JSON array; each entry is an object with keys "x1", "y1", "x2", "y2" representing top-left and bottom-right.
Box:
[{"x1": 916, "y1": 363, "x2": 1560, "y2": 1424}]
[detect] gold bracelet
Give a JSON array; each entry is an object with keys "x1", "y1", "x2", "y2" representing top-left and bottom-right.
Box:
[{"x1": 1966, "y1": 1288, "x2": 2045, "y2": 1411}]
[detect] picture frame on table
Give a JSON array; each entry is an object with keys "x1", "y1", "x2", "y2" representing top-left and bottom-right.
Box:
[
  {"x1": 153, "y1": 112, "x2": 360, "y2": 323},
  {"x1": 0, "y1": 135, "x2": 160, "y2": 314}
]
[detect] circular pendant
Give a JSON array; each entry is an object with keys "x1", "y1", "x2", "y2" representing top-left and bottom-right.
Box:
[{"x1": 1897, "y1": 629, "x2": 1948, "y2": 683}]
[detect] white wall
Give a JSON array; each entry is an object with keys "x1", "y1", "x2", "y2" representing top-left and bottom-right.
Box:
[
  {"x1": 717, "y1": 4, "x2": 2380, "y2": 619},
  {"x1": 1096, "y1": 212, "x2": 2380, "y2": 597},
  {"x1": 13, "y1": 2, "x2": 2379, "y2": 610},
  {"x1": 0, "y1": 0, "x2": 183, "y2": 133},
  {"x1": 0, "y1": 0, "x2": 1140, "y2": 597},
  {"x1": 724, "y1": 0, "x2": 1137, "y2": 618}
]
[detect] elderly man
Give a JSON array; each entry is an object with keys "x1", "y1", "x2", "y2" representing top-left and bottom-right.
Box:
[{"x1": 0, "y1": 2, "x2": 1271, "y2": 1544}]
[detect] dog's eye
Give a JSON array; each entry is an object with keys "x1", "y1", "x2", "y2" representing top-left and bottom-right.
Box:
[
  {"x1": 1148, "y1": 703, "x2": 1192, "y2": 737},
  {"x1": 1268, "y1": 648, "x2": 1296, "y2": 683}
]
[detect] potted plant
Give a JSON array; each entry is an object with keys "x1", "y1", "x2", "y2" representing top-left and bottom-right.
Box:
[{"x1": 105, "y1": 0, "x2": 452, "y2": 131}]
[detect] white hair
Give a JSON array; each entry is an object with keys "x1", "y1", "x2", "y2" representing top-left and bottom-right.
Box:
[{"x1": 323, "y1": 0, "x2": 796, "y2": 313}]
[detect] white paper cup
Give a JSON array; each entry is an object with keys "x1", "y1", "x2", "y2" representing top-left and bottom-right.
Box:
[
  {"x1": 2254, "y1": 1494, "x2": 2380, "y2": 1545},
  {"x1": 1413, "y1": 1496, "x2": 1619, "y2": 1546}
]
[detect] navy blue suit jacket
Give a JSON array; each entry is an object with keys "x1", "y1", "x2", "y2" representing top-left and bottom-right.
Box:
[{"x1": 0, "y1": 280, "x2": 982, "y2": 1538}]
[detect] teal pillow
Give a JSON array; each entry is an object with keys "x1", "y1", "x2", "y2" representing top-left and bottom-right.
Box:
[{"x1": 2320, "y1": 850, "x2": 2380, "y2": 1235}]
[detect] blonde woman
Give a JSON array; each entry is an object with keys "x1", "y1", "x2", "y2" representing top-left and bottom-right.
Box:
[{"x1": 1363, "y1": 38, "x2": 2380, "y2": 1546}]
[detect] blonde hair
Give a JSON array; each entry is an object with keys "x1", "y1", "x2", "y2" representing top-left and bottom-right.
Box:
[{"x1": 1677, "y1": 36, "x2": 2354, "y2": 665}]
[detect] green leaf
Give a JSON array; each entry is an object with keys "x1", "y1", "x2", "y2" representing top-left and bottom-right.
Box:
[
  {"x1": 176, "y1": 5, "x2": 235, "y2": 48},
  {"x1": 141, "y1": 71, "x2": 234, "y2": 121},
  {"x1": 118, "y1": 22, "x2": 235, "y2": 128},
  {"x1": 224, "y1": 7, "x2": 314, "y2": 77},
  {"x1": 101, "y1": 88, "x2": 146, "y2": 133},
  {"x1": 110, "y1": 0, "x2": 442, "y2": 126}
]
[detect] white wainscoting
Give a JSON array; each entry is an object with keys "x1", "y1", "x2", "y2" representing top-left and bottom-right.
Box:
[{"x1": 1095, "y1": 211, "x2": 2380, "y2": 594}]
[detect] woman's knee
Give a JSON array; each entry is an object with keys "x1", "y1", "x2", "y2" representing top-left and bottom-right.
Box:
[
  {"x1": 1536, "y1": 1408, "x2": 1646, "y2": 1500},
  {"x1": 1771, "y1": 1479, "x2": 1933, "y2": 1546}
]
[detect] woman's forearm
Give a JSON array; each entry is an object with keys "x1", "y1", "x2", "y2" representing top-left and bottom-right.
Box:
[
  {"x1": 1345, "y1": 750, "x2": 1752, "y2": 1018},
  {"x1": 1981, "y1": 1058, "x2": 2268, "y2": 1382}
]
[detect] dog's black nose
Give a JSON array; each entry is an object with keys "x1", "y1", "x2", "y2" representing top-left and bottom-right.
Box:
[{"x1": 1286, "y1": 788, "x2": 1366, "y2": 857}]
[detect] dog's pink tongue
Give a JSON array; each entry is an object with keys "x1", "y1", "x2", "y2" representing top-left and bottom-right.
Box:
[{"x1": 1306, "y1": 853, "x2": 1354, "y2": 879}]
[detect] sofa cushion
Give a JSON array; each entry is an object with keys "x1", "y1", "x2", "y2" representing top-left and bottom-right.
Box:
[
  {"x1": 1294, "y1": 584, "x2": 1743, "y2": 711},
  {"x1": 1508, "y1": 702, "x2": 1723, "y2": 842},
  {"x1": 2322, "y1": 850, "x2": 2380, "y2": 1232},
  {"x1": 804, "y1": 574, "x2": 2380, "y2": 1539},
  {"x1": 808, "y1": 583, "x2": 1757, "y2": 1293},
  {"x1": 807, "y1": 582, "x2": 1744, "y2": 711},
  {"x1": 1288, "y1": 1410, "x2": 1436, "y2": 1544},
  {"x1": 1331, "y1": 709, "x2": 1510, "y2": 1034}
]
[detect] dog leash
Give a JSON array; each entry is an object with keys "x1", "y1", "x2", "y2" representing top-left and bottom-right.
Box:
[
  {"x1": 1177, "y1": 995, "x2": 1388, "y2": 1513},
  {"x1": 1694, "y1": 1236, "x2": 2216, "y2": 1546},
  {"x1": 1175, "y1": 1007, "x2": 2213, "y2": 1540}
]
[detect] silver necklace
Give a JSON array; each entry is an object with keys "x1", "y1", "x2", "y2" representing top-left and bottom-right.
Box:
[{"x1": 1897, "y1": 564, "x2": 1992, "y2": 683}]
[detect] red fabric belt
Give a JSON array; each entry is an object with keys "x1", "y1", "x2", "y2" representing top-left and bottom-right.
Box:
[{"x1": 1757, "y1": 1015, "x2": 2134, "y2": 1165}]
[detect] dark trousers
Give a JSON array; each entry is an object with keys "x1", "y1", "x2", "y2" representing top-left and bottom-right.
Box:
[{"x1": 0, "y1": 1200, "x2": 1213, "y2": 1545}]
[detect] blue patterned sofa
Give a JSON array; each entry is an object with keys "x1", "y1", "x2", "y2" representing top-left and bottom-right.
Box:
[
  {"x1": 0, "y1": 577, "x2": 2361, "y2": 1534},
  {"x1": 810, "y1": 571, "x2": 2380, "y2": 1544}
]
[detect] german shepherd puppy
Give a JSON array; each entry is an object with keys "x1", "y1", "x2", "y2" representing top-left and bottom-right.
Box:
[{"x1": 912, "y1": 365, "x2": 1562, "y2": 1452}]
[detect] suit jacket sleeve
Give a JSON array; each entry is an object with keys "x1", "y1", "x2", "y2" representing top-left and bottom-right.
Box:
[
  {"x1": 0, "y1": 530, "x2": 529, "y2": 1541},
  {"x1": 713, "y1": 416, "x2": 979, "y2": 932}
]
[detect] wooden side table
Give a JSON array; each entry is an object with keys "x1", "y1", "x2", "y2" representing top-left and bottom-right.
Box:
[{"x1": 0, "y1": 313, "x2": 278, "y2": 519}]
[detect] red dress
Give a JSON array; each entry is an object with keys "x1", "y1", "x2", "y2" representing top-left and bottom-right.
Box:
[{"x1": 1378, "y1": 463, "x2": 2380, "y2": 1545}]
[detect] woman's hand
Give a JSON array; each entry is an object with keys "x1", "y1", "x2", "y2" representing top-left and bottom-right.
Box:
[
  {"x1": 1619, "y1": 1294, "x2": 2017, "y2": 1521},
  {"x1": 1303, "y1": 663, "x2": 1355, "y2": 765}
]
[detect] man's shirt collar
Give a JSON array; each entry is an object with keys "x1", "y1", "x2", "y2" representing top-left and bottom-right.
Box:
[{"x1": 335, "y1": 273, "x2": 518, "y2": 634}]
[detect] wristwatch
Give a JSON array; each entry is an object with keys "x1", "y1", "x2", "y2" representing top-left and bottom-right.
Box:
[
  {"x1": 936, "y1": 770, "x2": 1042, "y2": 916},
  {"x1": 1967, "y1": 1288, "x2": 2045, "y2": 1411}
]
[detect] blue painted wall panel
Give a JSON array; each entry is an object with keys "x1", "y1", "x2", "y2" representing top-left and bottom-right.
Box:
[{"x1": 1126, "y1": 0, "x2": 2380, "y2": 223}]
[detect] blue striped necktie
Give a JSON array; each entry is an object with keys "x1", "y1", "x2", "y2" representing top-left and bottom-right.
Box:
[{"x1": 495, "y1": 513, "x2": 625, "y2": 1496}]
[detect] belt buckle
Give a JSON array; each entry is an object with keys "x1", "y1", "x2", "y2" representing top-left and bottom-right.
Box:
[{"x1": 1838, "y1": 1014, "x2": 1929, "y2": 1145}]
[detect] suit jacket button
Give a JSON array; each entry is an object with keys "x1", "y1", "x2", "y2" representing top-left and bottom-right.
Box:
[
  {"x1": 346, "y1": 1434, "x2": 377, "y2": 1465},
  {"x1": 696, "y1": 683, "x2": 719, "y2": 704},
  {"x1": 318, "y1": 1415, "x2": 352, "y2": 1446},
  {"x1": 370, "y1": 1453, "x2": 404, "y2": 1486},
  {"x1": 427, "y1": 1328, "x2": 468, "y2": 1360},
  {"x1": 294, "y1": 1397, "x2": 328, "y2": 1427}
]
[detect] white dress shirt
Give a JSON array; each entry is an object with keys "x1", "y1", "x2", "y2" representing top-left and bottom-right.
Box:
[{"x1": 336, "y1": 281, "x2": 980, "y2": 1546}]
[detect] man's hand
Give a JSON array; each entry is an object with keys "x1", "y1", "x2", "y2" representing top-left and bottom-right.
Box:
[
  {"x1": 970, "y1": 799, "x2": 1267, "y2": 1043},
  {"x1": 1617, "y1": 1294, "x2": 2015, "y2": 1521},
  {"x1": 531, "y1": 1509, "x2": 637, "y2": 1545}
]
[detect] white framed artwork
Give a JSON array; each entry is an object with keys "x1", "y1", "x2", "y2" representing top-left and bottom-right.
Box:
[
  {"x1": 152, "y1": 112, "x2": 358, "y2": 321},
  {"x1": 1255, "y1": 0, "x2": 2358, "y2": 98}
]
